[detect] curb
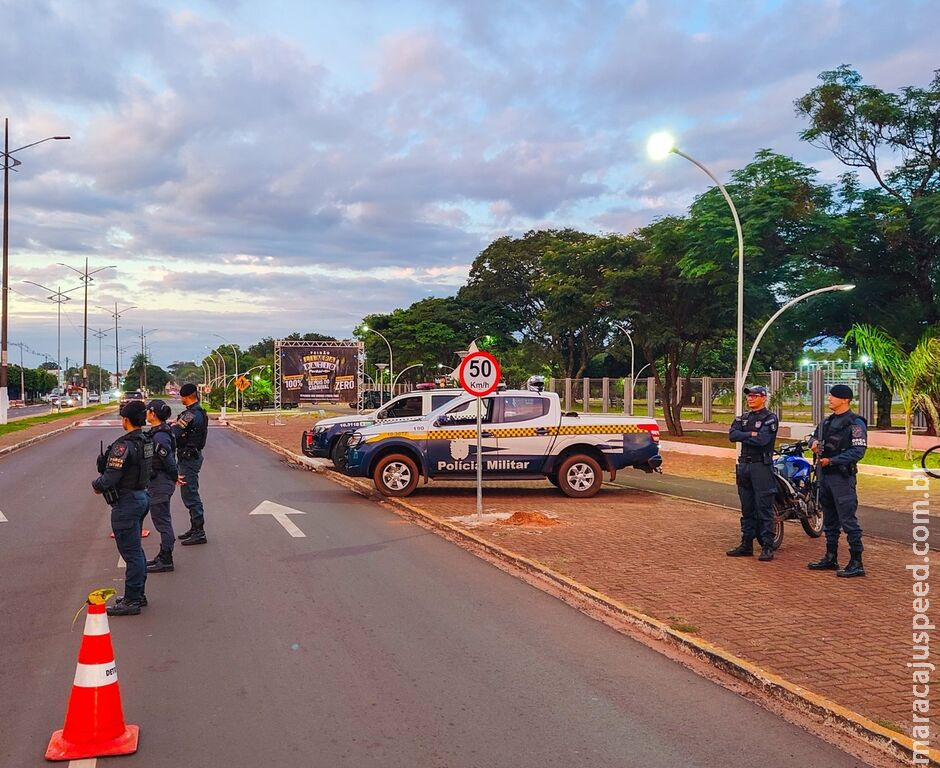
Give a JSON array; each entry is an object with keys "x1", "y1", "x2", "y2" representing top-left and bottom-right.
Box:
[
  {"x1": 0, "y1": 422, "x2": 75, "y2": 457},
  {"x1": 226, "y1": 422, "x2": 934, "y2": 766}
]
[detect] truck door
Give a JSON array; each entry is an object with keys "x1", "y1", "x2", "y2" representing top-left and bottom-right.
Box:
[
  {"x1": 493, "y1": 395, "x2": 554, "y2": 473},
  {"x1": 426, "y1": 397, "x2": 497, "y2": 477}
]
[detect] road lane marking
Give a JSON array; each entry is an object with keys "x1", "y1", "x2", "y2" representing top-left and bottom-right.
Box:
[
  {"x1": 249, "y1": 500, "x2": 307, "y2": 538},
  {"x1": 69, "y1": 759, "x2": 97, "y2": 767},
  {"x1": 117, "y1": 556, "x2": 125, "y2": 569},
  {"x1": 0, "y1": 511, "x2": 7, "y2": 522},
  {"x1": 75, "y1": 419, "x2": 123, "y2": 428}
]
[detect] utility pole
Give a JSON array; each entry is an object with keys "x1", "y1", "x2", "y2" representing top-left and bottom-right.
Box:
[
  {"x1": 91, "y1": 327, "x2": 109, "y2": 395},
  {"x1": 99, "y1": 303, "x2": 135, "y2": 391}
]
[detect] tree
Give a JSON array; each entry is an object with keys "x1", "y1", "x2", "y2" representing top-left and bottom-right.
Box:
[
  {"x1": 846, "y1": 324, "x2": 940, "y2": 453},
  {"x1": 796, "y1": 66, "x2": 940, "y2": 325}
]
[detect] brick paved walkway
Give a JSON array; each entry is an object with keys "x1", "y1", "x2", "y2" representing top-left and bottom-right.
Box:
[{"x1": 231, "y1": 414, "x2": 919, "y2": 737}]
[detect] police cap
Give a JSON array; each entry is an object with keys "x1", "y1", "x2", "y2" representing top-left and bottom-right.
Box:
[
  {"x1": 120, "y1": 400, "x2": 148, "y2": 426},
  {"x1": 829, "y1": 384, "x2": 853, "y2": 400},
  {"x1": 147, "y1": 399, "x2": 172, "y2": 421},
  {"x1": 179, "y1": 383, "x2": 199, "y2": 398},
  {"x1": 743, "y1": 385, "x2": 768, "y2": 396}
]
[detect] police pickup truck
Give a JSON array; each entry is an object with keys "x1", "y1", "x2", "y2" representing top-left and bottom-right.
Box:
[
  {"x1": 344, "y1": 389, "x2": 662, "y2": 498},
  {"x1": 301, "y1": 388, "x2": 464, "y2": 468}
]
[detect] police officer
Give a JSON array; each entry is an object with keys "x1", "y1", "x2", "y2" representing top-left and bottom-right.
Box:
[
  {"x1": 173, "y1": 382, "x2": 209, "y2": 545},
  {"x1": 144, "y1": 399, "x2": 179, "y2": 573},
  {"x1": 727, "y1": 385, "x2": 780, "y2": 561},
  {"x1": 93, "y1": 400, "x2": 153, "y2": 616},
  {"x1": 807, "y1": 384, "x2": 868, "y2": 577}
]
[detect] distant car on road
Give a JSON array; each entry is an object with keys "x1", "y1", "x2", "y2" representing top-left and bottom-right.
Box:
[
  {"x1": 88, "y1": 393, "x2": 101, "y2": 403},
  {"x1": 120, "y1": 390, "x2": 145, "y2": 406}
]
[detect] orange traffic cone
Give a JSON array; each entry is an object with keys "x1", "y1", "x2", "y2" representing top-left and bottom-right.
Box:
[{"x1": 45, "y1": 596, "x2": 139, "y2": 761}]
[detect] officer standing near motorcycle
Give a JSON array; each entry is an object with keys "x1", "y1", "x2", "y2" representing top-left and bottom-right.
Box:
[
  {"x1": 807, "y1": 384, "x2": 868, "y2": 577},
  {"x1": 173, "y1": 383, "x2": 209, "y2": 546},
  {"x1": 93, "y1": 400, "x2": 153, "y2": 616},
  {"x1": 727, "y1": 385, "x2": 779, "y2": 561},
  {"x1": 144, "y1": 399, "x2": 179, "y2": 573}
]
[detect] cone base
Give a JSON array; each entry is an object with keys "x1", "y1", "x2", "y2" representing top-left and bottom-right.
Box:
[{"x1": 45, "y1": 724, "x2": 139, "y2": 761}]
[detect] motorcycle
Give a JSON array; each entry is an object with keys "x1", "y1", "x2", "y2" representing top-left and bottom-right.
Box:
[{"x1": 768, "y1": 439, "x2": 824, "y2": 549}]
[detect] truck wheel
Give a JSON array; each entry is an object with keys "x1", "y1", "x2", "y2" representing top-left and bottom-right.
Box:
[
  {"x1": 373, "y1": 453, "x2": 419, "y2": 497},
  {"x1": 331, "y1": 434, "x2": 351, "y2": 471},
  {"x1": 557, "y1": 455, "x2": 602, "y2": 498}
]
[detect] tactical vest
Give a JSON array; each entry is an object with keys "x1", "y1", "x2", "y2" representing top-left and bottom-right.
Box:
[
  {"x1": 740, "y1": 409, "x2": 774, "y2": 461},
  {"x1": 820, "y1": 410, "x2": 861, "y2": 461},
  {"x1": 178, "y1": 405, "x2": 208, "y2": 450},
  {"x1": 116, "y1": 431, "x2": 154, "y2": 491}
]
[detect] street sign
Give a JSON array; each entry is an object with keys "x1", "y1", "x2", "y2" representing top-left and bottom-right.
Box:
[
  {"x1": 235, "y1": 375, "x2": 250, "y2": 392},
  {"x1": 457, "y1": 350, "x2": 501, "y2": 519},
  {"x1": 458, "y1": 351, "x2": 501, "y2": 397}
]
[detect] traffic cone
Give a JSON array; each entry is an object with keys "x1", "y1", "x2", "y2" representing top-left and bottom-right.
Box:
[{"x1": 45, "y1": 598, "x2": 139, "y2": 761}]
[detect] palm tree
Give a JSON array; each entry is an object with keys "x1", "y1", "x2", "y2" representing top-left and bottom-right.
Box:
[{"x1": 846, "y1": 324, "x2": 940, "y2": 457}]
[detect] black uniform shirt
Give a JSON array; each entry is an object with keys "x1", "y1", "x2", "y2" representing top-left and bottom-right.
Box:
[
  {"x1": 92, "y1": 430, "x2": 152, "y2": 493},
  {"x1": 729, "y1": 408, "x2": 779, "y2": 459}
]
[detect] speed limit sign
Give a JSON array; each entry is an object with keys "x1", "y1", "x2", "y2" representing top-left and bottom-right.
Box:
[{"x1": 458, "y1": 351, "x2": 501, "y2": 397}]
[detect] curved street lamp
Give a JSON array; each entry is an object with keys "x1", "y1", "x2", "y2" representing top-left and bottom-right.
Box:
[
  {"x1": 0, "y1": 122, "x2": 70, "y2": 424},
  {"x1": 742, "y1": 284, "x2": 855, "y2": 385},
  {"x1": 392, "y1": 363, "x2": 422, "y2": 391},
  {"x1": 648, "y1": 131, "x2": 745, "y2": 418},
  {"x1": 213, "y1": 333, "x2": 240, "y2": 412},
  {"x1": 614, "y1": 322, "x2": 635, "y2": 414},
  {"x1": 362, "y1": 325, "x2": 393, "y2": 401}
]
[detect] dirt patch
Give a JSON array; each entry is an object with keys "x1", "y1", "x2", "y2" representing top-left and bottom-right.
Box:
[{"x1": 496, "y1": 511, "x2": 561, "y2": 527}]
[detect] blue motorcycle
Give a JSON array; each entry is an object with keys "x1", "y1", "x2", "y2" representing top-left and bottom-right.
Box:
[{"x1": 769, "y1": 440, "x2": 824, "y2": 549}]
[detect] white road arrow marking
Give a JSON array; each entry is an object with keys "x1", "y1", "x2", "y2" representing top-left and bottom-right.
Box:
[
  {"x1": 0, "y1": 511, "x2": 8, "y2": 523},
  {"x1": 117, "y1": 556, "x2": 126, "y2": 569},
  {"x1": 249, "y1": 500, "x2": 307, "y2": 538}
]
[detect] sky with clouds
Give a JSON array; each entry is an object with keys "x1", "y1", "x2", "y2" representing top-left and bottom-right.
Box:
[{"x1": 1, "y1": 0, "x2": 936, "y2": 372}]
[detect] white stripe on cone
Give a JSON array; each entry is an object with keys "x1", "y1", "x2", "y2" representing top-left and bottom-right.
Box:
[
  {"x1": 73, "y1": 662, "x2": 118, "y2": 688},
  {"x1": 82, "y1": 612, "x2": 110, "y2": 636}
]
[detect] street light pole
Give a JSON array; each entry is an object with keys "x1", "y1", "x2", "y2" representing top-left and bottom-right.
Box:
[
  {"x1": 615, "y1": 322, "x2": 635, "y2": 415},
  {"x1": 99, "y1": 303, "x2": 135, "y2": 391},
  {"x1": 742, "y1": 284, "x2": 855, "y2": 385},
  {"x1": 392, "y1": 363, "x2": 422, "y2": 390},
  {"x1": 648, "y1": 132, "x2": 745, "y2": 418},
  {"x1": 0, "y1": 121, "x2": 70, "y2": 424},
  {"x1": 91, "y1": 327, "x2": 109, "y2": 396},
  {"x1": 362, "y1": 325, "x2": 393, "y2": 401},
  {"x1": 23, "y1": 280, "x2": 81, "y2": 409},
  {"x1": 58, "y1": 259, "x2": 115, "y2": 406},
  {"x1": 375, "y1": 363, "x2": 388, "y2": 406},
  {"x1": 213, "y1": 333, "x2": 239, "y2": 412}
]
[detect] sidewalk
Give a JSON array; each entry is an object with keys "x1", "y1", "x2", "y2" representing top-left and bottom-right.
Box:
[{"x1": 229, "y1": 413, "x2": 930, "y2": 764}]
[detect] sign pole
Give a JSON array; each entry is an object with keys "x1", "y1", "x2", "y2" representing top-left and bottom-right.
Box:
[{"x1": 476, "y1": 396, "x2": 483, "y2": 519}]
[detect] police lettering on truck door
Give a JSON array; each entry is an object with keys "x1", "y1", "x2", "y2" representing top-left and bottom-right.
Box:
[{"x1": 427, "y1": 398, "x2": 497, "y2": 475}]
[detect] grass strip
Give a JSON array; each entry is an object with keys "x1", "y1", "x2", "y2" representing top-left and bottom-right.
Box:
[{"x1": 0, "y1": 404, "x2": 112, "y2": 437}]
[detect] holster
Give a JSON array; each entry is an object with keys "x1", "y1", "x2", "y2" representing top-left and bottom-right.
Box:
[{"x1": 103, "y1": 486, "x2": 120, "y2": 505}]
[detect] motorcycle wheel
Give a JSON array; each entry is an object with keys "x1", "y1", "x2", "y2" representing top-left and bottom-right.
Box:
[
  {"x1": 801, "y1": 499, "x2": 824, "y2": 538},
  {"x1": 771, "y1": 500, "x2": 785, "y2": 550}
]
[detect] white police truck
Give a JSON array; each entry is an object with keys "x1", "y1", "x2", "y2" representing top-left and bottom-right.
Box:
[{"x1": 344, "y1": 390, "x2": 662, "y2": 498}]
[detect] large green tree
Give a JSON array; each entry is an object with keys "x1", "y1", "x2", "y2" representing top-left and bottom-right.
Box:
[{"x1": 796, "y1": 66, "x2": 940, "y2": 326}]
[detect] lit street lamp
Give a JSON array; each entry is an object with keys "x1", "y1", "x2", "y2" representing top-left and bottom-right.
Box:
[
  {"x1": 742, "y1": 284, "x2": 855, "y2": 384},
  {"x1": 648, "y1": 131, "x2": 745, "y2": 418},
  {"x1": 374, "y1": 363, "x2": 388, "y2": 406},
  {"x1": 0, "y1": 121, "x2": 70, "y2": 424}
]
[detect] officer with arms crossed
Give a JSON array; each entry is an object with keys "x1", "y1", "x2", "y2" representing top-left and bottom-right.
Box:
[
  {"x1": 807, "y1": 384, "x2": 868, "y2": 577},
  {"x1": 93, "y1": 400, "x2": 153, "y2": 616},
  {"x1": 727, "y1": 385, "x2": 780, "y2": 562},
  {"x1": 174, "y1": 383, "x2": 209, "y2": 545},
  {"x1": 144, "y1": 399, "x2": 179, "y2": 573}
]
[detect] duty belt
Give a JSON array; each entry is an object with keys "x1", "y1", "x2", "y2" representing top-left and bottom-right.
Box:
[{"x1": 738, "y1": 456, "x2": 770, "y2": 464}]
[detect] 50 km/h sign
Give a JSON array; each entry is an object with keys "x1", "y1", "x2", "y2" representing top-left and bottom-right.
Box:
[
  {"x1": 457, "y1": 350, "x2": 501, "y2": 518},
  {"x1": 458, "y1": 351, "x2": 501, "y2": 397}
]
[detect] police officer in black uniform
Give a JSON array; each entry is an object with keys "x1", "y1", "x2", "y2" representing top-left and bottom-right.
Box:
[
  {"x1": 93, "y1": 400, "x2": 153, "y2": 616},
  {"x1": 144, "y1": 399, "x2": 179, "y2": 573},
  {"x1": 807, "y1": 384, "x2": 868, "y2": 577},
  {"x1": 173, "y1": 383, "x2": 209, "y2": 545},
  {"x1": 727, "y1": 385, "x2": 780, "y2": 561}
]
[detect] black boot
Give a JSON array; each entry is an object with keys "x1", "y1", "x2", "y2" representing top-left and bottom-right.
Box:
[
  {"x1": 808, "y1": 548, "x2": 839, "y2": 571},
  {"x1": 726, "y1": 540, "x2": 754, "y2": 557},
  {"x1": 758, "y1": 545, "x2": 774, "y2": 562},
  {"x1": 837, "y1": 551, "x2": 865, "y2": 578},
  {"x1": 108, "y1": 596, "x2": 144, "y2": 616},
  {"x1": 181, "y1": 523, "x2": 207, "y2": 546},
  {"x1": 146, "y1": 548, "x2": 174, "y2": 573},
  {"x1": 178, "y1": 525, "x2": 197, "y2": 541}
]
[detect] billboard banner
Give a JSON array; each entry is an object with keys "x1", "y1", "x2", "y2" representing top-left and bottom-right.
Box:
[{"x1": 278, "y1": 344, "x2": 359, "y2": 405}]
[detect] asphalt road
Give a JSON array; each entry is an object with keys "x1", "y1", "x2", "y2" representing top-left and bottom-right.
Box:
[
  {"x1": 0, "y1": 421, "x2": 871, "y2": 767},
  {"x1": 611, "y1": 470, "x2": 914, "y2": 544},
  {"x1": 8, "y1": 403, "x2": 57, "y2": 421}
]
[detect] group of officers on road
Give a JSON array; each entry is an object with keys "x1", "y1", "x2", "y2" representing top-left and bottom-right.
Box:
[
  {"x1": 92, "y1": 382, "x2": 209, "y2": 616},
  {"x1": 727, "y1": 383, "x2": 868, "y2": 578}
]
